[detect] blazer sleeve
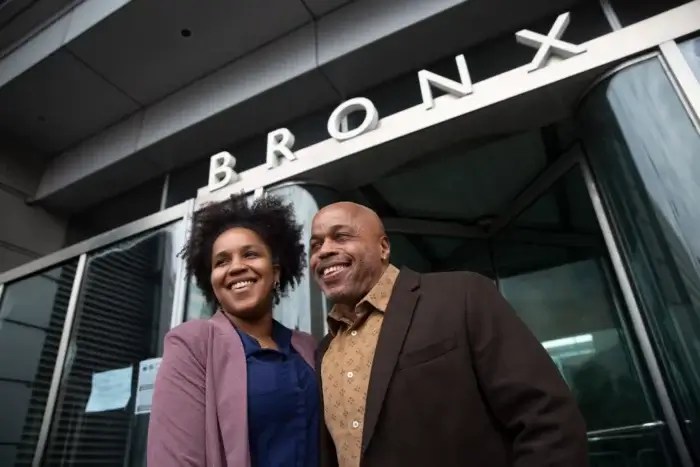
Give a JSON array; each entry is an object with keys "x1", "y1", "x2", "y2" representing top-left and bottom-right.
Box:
[
  {"x1": 147, "y1": 324, "x2": 207, "y2": 467},
  {"x1": 316, "y1": 334, "x2": 339, "y2": 467},
  {"x1": 463, "y1": 273, "x2": 589, "y2": 467}
]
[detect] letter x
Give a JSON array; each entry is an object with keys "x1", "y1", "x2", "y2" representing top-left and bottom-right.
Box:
[{"x1": 516, "y1": 12, "x2": 586, "y2": 72}]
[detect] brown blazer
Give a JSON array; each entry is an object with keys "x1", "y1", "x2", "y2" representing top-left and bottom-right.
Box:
[{"x1": 316, "y1": 268, "x2": 588, "y2": 467}]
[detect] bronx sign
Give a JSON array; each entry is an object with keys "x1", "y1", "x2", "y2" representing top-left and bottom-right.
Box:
[{"x1": 206, "y1": 12, "x2": 586, "y2": 194}]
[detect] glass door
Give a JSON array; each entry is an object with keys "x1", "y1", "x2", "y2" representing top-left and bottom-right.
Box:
[
  {"x1": 39, "y1": 221, "x2": 185, "y2": 467},
  {"x1": 578, "y1": 54, "x2": 700, "y2": 464},
  {"x1": 0, "y1": 261, "x2": 79, "y2": 466},
  {"x1": 388, "y1": 164, "x2": 685, "y2": 466},
  {"x1": 493, "y1": 166, "x2": 680, "y2": 466}
]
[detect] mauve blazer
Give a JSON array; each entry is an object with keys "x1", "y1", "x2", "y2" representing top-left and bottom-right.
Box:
[{"x1": 147, "y1": 311, "x2": 317, "y2": 467}]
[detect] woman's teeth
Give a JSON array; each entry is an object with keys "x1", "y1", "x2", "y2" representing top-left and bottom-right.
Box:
[{"x1": 231, "y1": 280, "x2": 254, "y2": 289}]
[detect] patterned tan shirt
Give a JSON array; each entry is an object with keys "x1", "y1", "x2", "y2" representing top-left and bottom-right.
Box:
[{"x1": 321, "y1": 264, "x2": 400, "y2": 467}]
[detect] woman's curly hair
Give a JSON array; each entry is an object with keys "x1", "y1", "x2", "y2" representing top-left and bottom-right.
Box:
[{"x1": 181, "y1": 193, "x2": 306, "y2": 306}]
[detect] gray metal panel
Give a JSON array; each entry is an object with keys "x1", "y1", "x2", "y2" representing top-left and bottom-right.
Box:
[
  {"x1": 317, "y1": 0, "x2": 579, "y2": 94},
  {"x1": 36, "y1": 112, "x2": 150, "y2": 200},
  {"x1": 0, "y1": 0, "x2": 74, "y2": 54},
  {"x1": 303, "y1": 0, "x2": 353, "y2": 17},
  {"x1": 0, "y1": 0, "x2": 130, "y2": 87},
  {"x1": 0, "y1": 49, "x2": 140, "y2": 152},
  {"x1": 0, "y1": 10, "x2": 72, "y2": 85},
  {"x1": 66, "y1": 0, "x2": 312, "y2": 105},
  {"x1": 0, "y1": 189, "x2": 66, "y2": 255},
  {"x1": 317, "y1": 0, "x2": 464, "y2": 63},
  {"x1": 0, "y1": 137, "x2": 45, "y2": 195},
  {"x1": 0, "y1": 247, "x2": 37, "y2": 274},
  {"x1": 35, "y1": 24, "x2": 339, "y2": 211},
  {"x1": 137, "y1": 24, "x2": 319, "y2": 150},
  {"x1": 63, "y1": 0, "x2": 132, "y2": 43}
]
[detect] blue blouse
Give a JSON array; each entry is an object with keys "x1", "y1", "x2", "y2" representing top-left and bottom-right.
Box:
[{"x1": 236, "y1": 322, "x2": 319, "y2": 467}]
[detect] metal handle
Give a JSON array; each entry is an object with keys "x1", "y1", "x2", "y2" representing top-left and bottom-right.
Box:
[{"x1": 587, "y1": 421, "x2": 665, "y2": 441}]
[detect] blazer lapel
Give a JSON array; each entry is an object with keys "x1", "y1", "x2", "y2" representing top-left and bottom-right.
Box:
[
  {"x1": 209, "y1": 312, "x2": 252, "y2": 467},
  {"x1": 362, "y1": 268, "x2": 421, "y2": 453}
]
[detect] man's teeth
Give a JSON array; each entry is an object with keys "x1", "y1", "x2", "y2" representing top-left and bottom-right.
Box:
[
  {"x1": 323, "y1": 265, "x2": 347, "y2": 276},
  {"x1": 232, "y1": 280, "x2": 254, "y2": 289}
]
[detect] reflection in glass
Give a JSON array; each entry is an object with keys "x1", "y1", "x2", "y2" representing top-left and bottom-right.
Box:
[
  {"x1": 579, "y1": 57, "x2": 700, "y2": 461},
  {"x1": 41, "y1": 221, "x2": 184, "y2": 466},
  {"x1": 389, "y1": 234, "x2": 493, "y2": 277},
  {"x1": 0, "y1": 262, "x2": 78, "y2": 466},
  {"x1": 495, "y1": 168, "x2": 679, "y2": 466},
  {"x1": 679, "y1": 35, "x2": 700, "y2": 83}
]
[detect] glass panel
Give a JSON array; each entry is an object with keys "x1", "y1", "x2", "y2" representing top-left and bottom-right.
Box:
[
  {"x1": 184, "y1": 276, "x2": 210, "y2": 322},
  {"x1": 388, "y1": 234, "x2": 494, "y2": 277},
  {"x1": 0, "y1": 262, "x2": 78, "y2": 466},
  {"x1": 370, "y1": 131, "x2": 547, "y2": 221},
  {"x1": 609, "y1": 0, "x2": 687, "y2": 27},
  {"x1": 495, "y1": 168, "x2": 680, "y2": 466},
  {"x1": 679, "y1": 35, "x2": 700, "y2": 83},
  {"x1": 42, "y1": 221, "x2": 185, "y2": 466},
  {"x1": 579, "y1": 57, "x2": 700, "y2": 461}
]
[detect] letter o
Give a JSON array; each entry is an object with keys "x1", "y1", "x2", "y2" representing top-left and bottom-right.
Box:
[{"x1": 327, "y1": 97, "x2": 379, "y2": 141}]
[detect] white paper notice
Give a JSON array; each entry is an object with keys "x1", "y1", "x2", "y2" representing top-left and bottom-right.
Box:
[
  {"x1": 135, "y1": 357, "x2": 162, "y2": 415},
  {"x1": 85, "y1": 366, "x2": 133, "y2": 413}
]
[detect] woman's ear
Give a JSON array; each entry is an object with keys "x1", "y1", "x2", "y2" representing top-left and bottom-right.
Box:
[{"x1": 273, "y1": 264, "x2": 281, "y2": 285}]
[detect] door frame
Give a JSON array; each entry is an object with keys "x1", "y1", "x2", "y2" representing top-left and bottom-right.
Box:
[{"x1": 579, "y1": 151, "x2": 694, "y2": 467}]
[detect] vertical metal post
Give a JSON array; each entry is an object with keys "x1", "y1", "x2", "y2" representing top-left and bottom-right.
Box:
[
  {"x1": 159, "y1": 173, "x2": 171, "y2": 211},
  {"x1": 598, "y1": 0, "x2": 623, "y2": 31},
  {"x1": 579, "y1": 160, "x2": 694, "y2": 467},
  {"x1": 659, "y1": 41, "x2": 700, "y2": 131},
  {"x1": 0, "y1": 283, "x2": 5, "y2": 307},
  {"x1": 32, "y1": 253, "x2": 88, "y2": 467},
  {"x1": 169, "y1": 199, "x2": 195, "y2": 330}
]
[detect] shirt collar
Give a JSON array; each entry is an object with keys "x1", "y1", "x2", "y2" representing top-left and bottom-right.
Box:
[
  {"x1": 327, "y1": 264, "x2": 400, "y2": 335},
  {"x1": 236, "y1": 320, "x2": 292, "y2": 356}
]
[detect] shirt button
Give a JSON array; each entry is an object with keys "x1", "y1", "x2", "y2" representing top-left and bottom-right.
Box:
[
  {"x1": 352, "y1": 420, "x2": 360, "y2": 429},
  {"x1": 347, "y1": 371, "x2": 354, "y2": 378},
  {"x1": 351, "y1": 330, "x2": 357, "y2": 336}
]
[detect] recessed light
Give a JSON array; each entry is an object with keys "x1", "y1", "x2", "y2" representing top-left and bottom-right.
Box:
[{"x1": 181, "y1": 29, "x2": 192, "y2": 38}]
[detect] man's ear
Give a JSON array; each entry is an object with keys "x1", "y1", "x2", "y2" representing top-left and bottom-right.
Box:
[{"x1": 380, "y1": 236, "x2": 390, "y2": 262}]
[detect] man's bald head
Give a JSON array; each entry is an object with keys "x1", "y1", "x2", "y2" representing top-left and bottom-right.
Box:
[
  {"x1": 310, "y1": 202, "x2": 390, "y2": 306},
  {"x1": 316, "y1": 201, "x2": 386, "y2": 234}
]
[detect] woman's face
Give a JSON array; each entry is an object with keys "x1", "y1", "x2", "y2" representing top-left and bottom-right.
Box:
[{"x1": 210, "y1": 227, "x2": 279, "y2": 320}]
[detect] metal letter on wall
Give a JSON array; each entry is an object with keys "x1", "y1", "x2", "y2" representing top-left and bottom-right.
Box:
[
  {"x1": 266, "y1": 128, "x2": 297, "y2": 169},
  {"x1": 418, "y1": 54, "x2": 473, "y2": 110},
  {"x1": 208, "y1": 151, "x2": 239, "y2": 192},
  {"x1": 327, "y1": 97, "x2": 379, "y2": 141},
  {"x1": 515, "y1": 12, "x2": 586, "y2": 72}
]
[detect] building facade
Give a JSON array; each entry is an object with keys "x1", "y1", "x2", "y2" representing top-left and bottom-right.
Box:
[{"x1": 0, "y1": 0, "x2": 699, "y2": 465}]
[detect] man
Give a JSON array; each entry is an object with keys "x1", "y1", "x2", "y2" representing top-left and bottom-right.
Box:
[{"x1": 310, "y1": 202, "x2": 588, "y2": 467}]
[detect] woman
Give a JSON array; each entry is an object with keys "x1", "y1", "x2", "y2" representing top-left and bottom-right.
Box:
[{"x1": 147, "y1": 194, "x2": 318, "y2": 467}]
